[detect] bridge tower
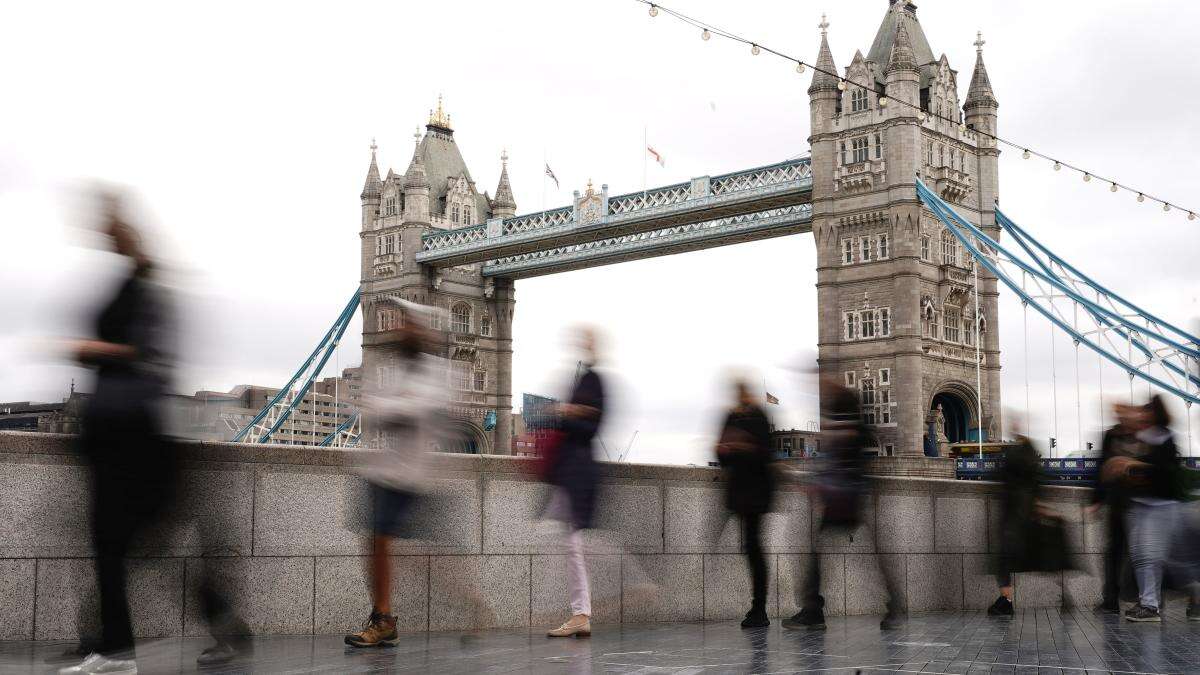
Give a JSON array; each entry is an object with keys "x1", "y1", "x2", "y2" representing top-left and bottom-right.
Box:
[
  {"x1": 358, "y1": 97, "x2": 515, "y2": 454},
  {"x1": 809, "y1": 1, "x2": 1001, "y2": 456}
]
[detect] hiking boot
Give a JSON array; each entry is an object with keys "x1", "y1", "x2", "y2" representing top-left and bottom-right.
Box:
[
  {"x1": 740, "y1": 608, "x2": 770, "y2": 629},
  {"x1": 1187, "y1": 603, "x2": 1200, "y2": 622},
  {"x1": 547, "y1": 615, "x2": 591, "y2": 638},
  {"x1": 987, "y1": 596, "x2": 1014, "y2": 616},
  {"x1": 57, "y1": 653, "x2": 137, "y2": 675},
  {"x1": 1123, "y1": 604, "x2": 1161, "y2": 622},
  {"x1": 344, "y1": 611, "x2": 398, "y2": 647},
  {"x1": 782, "y1": 607, "x2": 825, "y2": 631}
]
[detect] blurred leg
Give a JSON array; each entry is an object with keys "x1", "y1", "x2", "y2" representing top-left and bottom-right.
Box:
[
  {"x1": 372, "y1": 534, "x2": 392, "y2": 614},
  {"x1": 1102, "y1": 508, "x2": 1126, "y2": 606},
  {"x1": 742, "y1": 514, "x2": 767, "y2": 612},
  {"x1": 566, "y1": 529, "x2": 591, "y2": 616}
]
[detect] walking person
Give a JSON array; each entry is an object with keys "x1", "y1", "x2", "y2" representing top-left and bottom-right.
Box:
[
  {"x1": 1109, "y1": 396, "x2": 1188, "y2": 622},
  {"x1": 344, "y1": 300, "x2": 447, "y2": 647},
  {"x1": 714, "y1": 377, "x2": 775, "y2": 628},
  {"x1": 1086, "y1": 403, "x2": 1141, "y2": 613},
  {"x1": 783, "y1": 374, "x2": 903, "y2": 631},
  {"x1": 60, "y1": 191, "x2": 179, "y2": 675},
  {"x1": 544, "y1": 327, "x2": 606, "y2": 638}
]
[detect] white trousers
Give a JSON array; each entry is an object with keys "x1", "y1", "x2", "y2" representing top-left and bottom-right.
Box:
[{"x1": 566, "y1": 528, "x2": 591, "y2": 616}]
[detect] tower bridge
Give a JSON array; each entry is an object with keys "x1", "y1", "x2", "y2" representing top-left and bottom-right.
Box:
[{"x1": 357, "y1": 0, "x2": 1004, "y2": 457}]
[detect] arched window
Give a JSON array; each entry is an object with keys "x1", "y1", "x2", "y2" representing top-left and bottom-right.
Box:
[
  {"x1": 451, "y1": 302, "x2": 471, "y2": 333},
  {"x1": 463, "y1": 206, "x2": 472, "y2": 224},
  {"x1": 451, "y1": 203, "x2": 460, "y2": 223},
  {"x1": 941, "y1": 229, "x2": 958, "y2": 265},
  {"x1": 479, "y1": 314, "x2": 492, "y2": 337},
  {"x1": 473, "y1": 366, "x2": 486, "y2": 392}
]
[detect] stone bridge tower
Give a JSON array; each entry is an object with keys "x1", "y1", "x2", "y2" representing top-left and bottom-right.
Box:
[
  {"x1": 809, "y1": 1, "x2": 1001, "y2": 455},
  {"x1": 358, "y1": 98, "x2": 515, "y2": 454}
]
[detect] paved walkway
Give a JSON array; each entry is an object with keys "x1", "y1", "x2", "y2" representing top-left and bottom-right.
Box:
[{"x1": 2, "y1": 608, "x2": 1198, "y2": 674}]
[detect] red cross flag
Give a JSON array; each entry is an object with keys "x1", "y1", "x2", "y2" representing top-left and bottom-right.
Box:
[{"x1": 646, "y1": 146, "x2": 665, "y2": 168}]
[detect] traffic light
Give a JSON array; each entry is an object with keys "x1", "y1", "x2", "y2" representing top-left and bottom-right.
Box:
[
  {"x1": 1086, "y1": 441, "x2": 1094, "y2": 452},
  {"x1": 1050, "y1": 437, "x2": 1057, "y2": 449}
]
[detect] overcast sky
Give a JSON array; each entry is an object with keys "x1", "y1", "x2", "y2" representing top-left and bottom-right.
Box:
[{"x1": 2, "y1": 0, "x2": 1198, "y2": 464}]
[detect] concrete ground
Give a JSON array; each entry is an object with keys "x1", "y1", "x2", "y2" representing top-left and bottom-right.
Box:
[{"x1": 2, "y1": 608, "x2": 1198, "y2": 674}]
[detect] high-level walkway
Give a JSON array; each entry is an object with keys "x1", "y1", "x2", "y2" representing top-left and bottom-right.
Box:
[{"x1": 5, "y1": 610, "x2": 1198, "y2": 674}]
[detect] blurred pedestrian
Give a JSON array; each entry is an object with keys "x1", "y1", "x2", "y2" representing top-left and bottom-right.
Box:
[
  {"x1": 344, "y1": 301, "x2": 447, "y2": 647},
  {"x1": 783, "y1": 374, "x2": 903, "y2": 631},
  {"x1": 59, "y1": 191, "x2": 179, "y2": 675},
  {"x1": 1086, "y1": 403, "x2": 1141, "y2": 613},
  {"x1": 714, "y1": 377, "x2": 775, "y2": 628},
  {"x1": 545, "y1": 327, "x2": 606, "y2": 638},
  {"x1": 1109, "y1": 396, "x2": 1187, "y2": 622}
]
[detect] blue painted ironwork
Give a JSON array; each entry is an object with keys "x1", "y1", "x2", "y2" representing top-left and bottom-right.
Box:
[
  {"x1": 917, "y1": 180, "x2": 1200, "y2": 405},
  {"x1": 233, "y1": 290, "x2": 361, "y2": 444},
  {"x1": 319, "y1": 412, "x2": 360, "y2": 447},
  {"x1": 417, "y1": 158, "x2": 812, "y2": 267}
]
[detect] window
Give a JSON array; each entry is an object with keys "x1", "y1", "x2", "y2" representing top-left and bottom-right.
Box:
[
  {"x1": 840, "y1": 141, "x2": 847, "y2": 165},
  {"x1": 844, "y1": 312, "x2": 858, "y2": 340},
  {"x1": 473, "y1": 367, "x2": 486, "y2": 392},
  {"x1": 941, "y1": 230, "x2": 958, "y2": 265},
  {"x1": 384, "y1": 196, "x2": 397, "y2": 216},
  {"x1": 874, "y1": 133, "x2": 883, "y2": 159},
  {"x1": 920, "y1": 234, "x2": 931, "y2": 261},
  {"x1": 451, "y1": 303, "x2": 471, "y2": 333},
  {"x1": 943, "y1": 308, "x2": 961, "y2": 342},
  {"x1": 964, "y1": 315, "x2": 974, "y2": 346},
  {"x1": 842, "y1": 239, "x2": 854, "y2": 265},
  {"x1": 860, "y1": 379, "x2": 876, "y2": 405},
  {"x1": 880, "y1": 389, "x2": 893, "y2": 424},
  {"x1": 452, "y1": 361, "x2": 473, "y2": 391},
  {"x1": 376, "y1": 234, "x2": 386, "y2": 256},
  {"x1": 377, "y1": 308, "x2": 399, "y2": 331},
  {"x1": 938, "y1": 144, "x2": 945, "y2": 167},
  {"x1": 451, "y1": 203, "x2": 461, "y2": 224},
  {"x1": 845, "y1": 371, "x2": 856, "y2": 387},
  {"x1": 860, "y1": 309, "x2": 876, "y2": 338},
  {"x1": 879, "y1": 368, "x2": 890, "y2": 385},
  {"x1": 927, "y1": 141, "x2": 934, "y2": 166},
  {"x1": 463, "y1": 206, "x2": 472, "y2": 224},
  {"x1": 429, "y1": 310, "x2": 441, "y2": 331},
  {"x1": 480, "y1": 314, "x2": 492, "y2": 337},
  {"x1": 879, "y1": 308, "x2": 891, "y2": 336},
  {"x1": 877, "y1": 233, "x2": 889, "y2": 259},
  {"x1": 859, "y1": 236, "x2": 874, "y2": 262},
  {"x1": 852, "y1": 136, "x2": 869, "y2": 163},
  {"x1": 884, "y1": 443, "x2": 895, "y2": 456},
  {"x1": 851, "y1": 88, "x2": 868, "y2": 112}
]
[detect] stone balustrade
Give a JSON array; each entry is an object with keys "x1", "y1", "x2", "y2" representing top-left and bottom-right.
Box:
[{"x1": 0, "y1": 431, "x2": 1105, "y2": 641}]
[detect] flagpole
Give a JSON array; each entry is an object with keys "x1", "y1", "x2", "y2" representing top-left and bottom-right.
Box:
[
  {"x1": 542, "y1": 147, "x2": 547, "y2": 213},
  {"x1": 642, "y1": 125, "x2": 648, "y2": 197}
]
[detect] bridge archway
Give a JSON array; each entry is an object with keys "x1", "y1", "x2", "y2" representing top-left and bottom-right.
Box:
[
  {"x1": 929, "y1": 384, "x2": 976, "y2": 444},
  {"x1": 439, "y1": 419, "x2": 490, "y2": 454}
]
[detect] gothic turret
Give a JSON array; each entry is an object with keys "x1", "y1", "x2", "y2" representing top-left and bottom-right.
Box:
[
  {"x1": 885, "y1": 16, "x2": 919, "y2": 108},
  {"x1": 491, "y1": 150, "x2": 516, "y2": 219},
  {"x1": 360, "y1": 140, "x2": 382, "y2": 229},
  {"x1": 809, "y1": 14, "x2": 840, "y2": 95},
  {"x1": 808, "y1": 14, "x2": 841, "y2": 139},
  {"x1": 403, "y1": 130, "x2": 431, "y2": 224},
  {"x1": 964, "y1": 32, "x2": 998, "y2": 112}
]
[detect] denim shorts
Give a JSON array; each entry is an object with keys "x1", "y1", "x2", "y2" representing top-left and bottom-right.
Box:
[{"x1": 371, "y1": 483, "x2": 415, "y2": 538}]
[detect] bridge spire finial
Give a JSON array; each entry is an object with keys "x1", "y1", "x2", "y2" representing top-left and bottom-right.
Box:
[
  {"x1": 974, "y1": 30, "x2": 985, "y2": 54},
  {"x1": 818, "y1": 13, "x2": 829, "y2": 36}
]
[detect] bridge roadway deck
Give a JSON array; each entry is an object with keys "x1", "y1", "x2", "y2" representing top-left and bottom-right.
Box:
[{"x1": 5, "y1": 610, "x2": 1198, "y2": 674}]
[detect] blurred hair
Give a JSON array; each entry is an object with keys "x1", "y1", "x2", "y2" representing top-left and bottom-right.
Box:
[{"x1": 1145, "y1": 394, "x2": 1170, "y2": 428}]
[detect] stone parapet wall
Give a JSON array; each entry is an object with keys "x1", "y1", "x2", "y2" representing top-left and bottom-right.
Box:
[{"x1": 0, "y1": 432, "x2": 1104, "y2": 640}]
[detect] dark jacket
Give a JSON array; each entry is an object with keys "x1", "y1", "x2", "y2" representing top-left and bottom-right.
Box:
[
  {"x1": 716, "y1": 404, "x2": 774, "y2": 515},
  {"x1": 1126, "y1": 429, "x2": 1183, "y2": 502},
  {"x1": 1091, "y1": 425, "x2": 1137, "y2": 510},
  {"x1": 997, "y1": 436, "x2": 1070, "y2": 573},
  {"x1": 546, "y1": 367, "x2": 605, "y2": 529}
]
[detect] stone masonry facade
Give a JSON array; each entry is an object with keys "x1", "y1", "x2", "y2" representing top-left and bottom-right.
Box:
[
  {"x1": 358, "y1": 98, "x2": 516, "y2": 454},
  {"x1": 809, "y1": 1, "x2": 1002, "y2": 455}
]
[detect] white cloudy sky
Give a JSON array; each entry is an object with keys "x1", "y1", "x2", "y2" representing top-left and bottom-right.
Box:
[{"x1": 2, "y1": 0, "x2": 1198, "y2": 464}]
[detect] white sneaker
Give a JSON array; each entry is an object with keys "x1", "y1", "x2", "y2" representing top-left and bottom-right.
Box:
[{"x1": 58, "y1": 652, "x2": 137, "y2": 674}]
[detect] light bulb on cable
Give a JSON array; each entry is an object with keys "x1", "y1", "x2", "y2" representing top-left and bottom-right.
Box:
[
  {"x1": 1110, "y1": 183, "x2": 1118, "y2": 193},
  {"x1": 959, "y1": 123, "x2": 967, "y2": 133},
  {"x1": 837, "y1": 80, "x2": 846, "y2": 91},
  {"x1": 878, "y1": 96, "x2": 888, "y2": 107},
  {"x1": 918, "y1": 112, "x2": 927, "y2": 122},
  {"x1": 1137, "y1": 193, "x2": 1145, "y2": 203},
  {"x1": 648, "y1": 4, "x2": 658, "y2": 17},
  {"x1": 1022, "y1": 149, "x2": 1031, "y2": 159},
  {"x1": 701, "y1": 28, "x2": 711, "y2": 40},
  {"x1": 1053, "y1": 161, "x2": 1061, "y2": 171},
  {"x1": 796, "y1": 62, "x2": 805, "y2": 74},
  {"x1": 1083, "y1": 173, "x2": 1091, "y2": 182},
  {"x1": 1189, "y1": 212, "x2": 1196, "y2": 221},
  {"x1": 1163, "y1": 203, "x2": 1171, "y2": 212},
  {"x1": 751, "y1": 44, "x2": 760, "y2": 56}
]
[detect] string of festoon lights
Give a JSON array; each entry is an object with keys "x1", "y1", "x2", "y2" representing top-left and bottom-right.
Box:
[{"x1": 638, "y1": 0, "x2": 1198, "y2": 222}]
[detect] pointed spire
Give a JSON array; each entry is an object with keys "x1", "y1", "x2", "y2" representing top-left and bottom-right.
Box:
[
  {"x1": 886, "y1": 15, "x2": 917, "y2": 73},
  {"x1": 404, "y1": 127, "x2": 429, "y2": 190},
  {"x1": 808, "y1": 13, "x2": 840, "y2": 94},
  {"x1": 360, "y1": 137, "x2": 381, "y2": 200},
  {"x1": 965, "y1": 31, "x2": 998, "y2": 108},
  {"x1": 427, "y1": 94, "x2": 453, "y2": 131},
  {"x1": 492, "y1": 148, "x2": 516, "y2": 214}
]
